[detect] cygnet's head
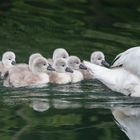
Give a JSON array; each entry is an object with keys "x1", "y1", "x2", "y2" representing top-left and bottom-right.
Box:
[
  {"x1": 90, "y1": 51, "x2": 110, "y2": 67},
  {"x1": 67, "y1": 56, "x2": 87, "y2": 70},
  {"x1": 53, "y1": 58, "x2": 73, "y2": 73},
  {"x1": 29, "y1": 53, "x2": 42, "y2": 70},
  {"x1": 2, "y1": 51, "x2": 16, "y2": 67},
  {"x1": 31, "y1": 57, "x2": 55, "y2": 74},
  {"x1": 52, "y1": 48, "x2": 69, "y2": 61}
]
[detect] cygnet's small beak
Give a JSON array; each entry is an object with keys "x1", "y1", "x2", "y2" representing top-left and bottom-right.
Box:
[
  {"x1": 79, "y1": 63, "x2": 87, "y2": 70},
  {"x1": 65, "y1": 67, "x2": 73, "y2": 73},
  {"x1": 101, "y1": 60, "x2": 110, "y2": 68},
  {"x1": 11, "y1": 61, "x2": 16, "y2": 65},
  {"x1": 47, "y1": 64, "x2": 55, "y2": 71}
]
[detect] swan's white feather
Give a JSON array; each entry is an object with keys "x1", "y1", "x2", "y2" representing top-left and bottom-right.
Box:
[{"x1": 84, "y1": 61, "x2": 140, "y2": 97}]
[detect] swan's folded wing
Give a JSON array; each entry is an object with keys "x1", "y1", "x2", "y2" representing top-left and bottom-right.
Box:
[{"x1": 112, "y1": 46, "x2": 140, "y2": 67}]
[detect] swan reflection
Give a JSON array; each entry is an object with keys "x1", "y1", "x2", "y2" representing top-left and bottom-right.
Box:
[{"x1": 112, "y1": 106, "x2": 140, "y2": 140}]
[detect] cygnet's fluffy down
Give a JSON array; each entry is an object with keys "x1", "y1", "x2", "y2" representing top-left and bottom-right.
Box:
[
  {"x1": 67, "y1": 56, "x2": 87, "y2": 83},
  {"x1": 0, "y1": 51, "x2": 16, "y2": 79},
  {"x1": 15, "y1": 53, "x2": 43, "y2": 71},
  {"x1": 49, "y1": 58, "x2": 73, "y2": 84},
  {"x1": 3, "y1": 56, "x2": 55, "y2": 87}
]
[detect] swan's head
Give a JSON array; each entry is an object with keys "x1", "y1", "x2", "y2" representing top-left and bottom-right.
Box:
[
  {"x1": 52, "y1": 48, "x2": 69, "y2": 61},
  {"x1": 31, "y1": 57, "x2": 55, "y2": 74},
  {"x1": 29, "y1": 53, "x2": 43, "y2": 70},
  {"x1": 67, "y1": 56, "x2": 87, "y2": 70},
  {"x1": 53, "y1": 58, "x2": 73, "y2": 73},
  {"x1": 2, "y1": 51, "x2": 16, "y2": 67},
  {"x1": 90, "y1": 51, "x2": 110, "y2": 67}
]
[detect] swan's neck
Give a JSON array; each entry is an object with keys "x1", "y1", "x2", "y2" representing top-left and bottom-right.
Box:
[
  {"x1": 89, "y1": 64, "x2": 112, "y2": 81},
  {"x1": 87, "y1": 63, "x2": 122, "y2": 88}
]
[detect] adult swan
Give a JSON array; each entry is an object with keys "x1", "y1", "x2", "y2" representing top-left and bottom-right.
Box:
[{"x1": 84, "y1": 47, "x2": 140, "y2": 97}]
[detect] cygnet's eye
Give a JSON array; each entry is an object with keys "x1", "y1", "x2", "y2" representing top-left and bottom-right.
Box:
[
  {"x1": 98, "y1": 57, "x2": 102, "y2": 60},
  {"x1": 9, "y1": 58, "x2": 11, "y2": 60},
  {"x1": 63, "y1": 56, "x2": 66, "y2": 58},
  {"x1": 62, "y1": 64, "x2": 65, "y2": 67},
  {"x1": 43, "y1": 63, "x2": 46, "y2": 66},
  {"x1": 76, "y1": 61, "x2": 79, "y2": 64}
]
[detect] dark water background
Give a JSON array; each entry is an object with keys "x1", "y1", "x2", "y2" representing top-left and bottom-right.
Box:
[{"x1": 0, "y1": 0, "x2": 140, "y2": 140}]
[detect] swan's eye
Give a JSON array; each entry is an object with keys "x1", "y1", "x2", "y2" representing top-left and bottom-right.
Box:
[
  {"x1": 98, "y1": 57, "x2": 102, "y2": 60},
  {"x1": 63, "y1": 56, "x2": 66, "y2": 58},
  {"x1": 43, "y1": 63, "x2": 46, "y2": 66},
  {"x1": 9, "y1": 58, "x2": 11, "y2": 60},
  {"x1": 62, "y1": 64, "x2": 65, "y2": 67}
]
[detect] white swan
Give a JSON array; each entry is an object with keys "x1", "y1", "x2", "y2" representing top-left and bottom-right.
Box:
[
  {"x1": 3, "y1": 56, "x2": 55, "y2": 87},
  {"x1": 84, "y1": 61, "x2": 140, "y2": 97},
  {"x1": 112, "y1": 46, "x2": 140, "y2": 78}
]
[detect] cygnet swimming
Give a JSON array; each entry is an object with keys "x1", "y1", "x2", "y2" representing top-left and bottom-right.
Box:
[
  {"x1": 0, "y1": 51, "x2": 16, "y2": 79},
  {"x1": 49, "y1": 58, "x2": 73, "y2": 84},
  {"x1": 82, "y1": 51, "x2": 110, "y2": 79},
  {"x1": 3, "y1": 56, "x2": 55, "y2": 87},
  {"x1": 67, "y1": 56, "x2": 87, "y2": 83},
  {"x1": 91, "y1": 51, "x2": 110, "y2": 67},
  {"x1": 48, "y1": 48, "x2": 69, "y2": 65}
]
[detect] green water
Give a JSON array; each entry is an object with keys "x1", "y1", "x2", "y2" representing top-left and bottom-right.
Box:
[{"x1": 0, "y1": 0, "x2": 140, "y2": 140}]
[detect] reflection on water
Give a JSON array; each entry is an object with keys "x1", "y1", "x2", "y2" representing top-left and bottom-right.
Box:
[
  {"x1": 0, "y1": 0, "x2": 140, "y2": 140},
  {"x1": 112, "y1": 106, "x2": 140, "y2": 140},
  {"x1": 1, "y1": 86, "x2": 140, "y2": 140}
]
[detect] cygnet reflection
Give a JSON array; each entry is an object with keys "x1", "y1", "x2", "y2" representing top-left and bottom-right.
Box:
[{"x1": 30, "y1": 100, "x2": 50, "y2": 112}]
